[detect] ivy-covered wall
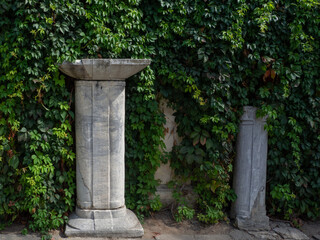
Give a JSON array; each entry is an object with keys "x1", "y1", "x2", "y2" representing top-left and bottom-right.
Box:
[{"x1": 0, "y1": 0, "x2": 319, "y2": 235}]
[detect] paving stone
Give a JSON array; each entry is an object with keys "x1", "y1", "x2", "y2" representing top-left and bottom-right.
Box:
[
  {"x1": 230, "y1": 229, "x2": 254, "y2": 240},
  {"x1": 196, "y1": 234, "x2": 232, "y2": 240},
  {"x1": 155, "y1": 234, "x2": 195, "y2": 240},
  {"x1": 313, "y1": 235, "x2": 320, "y2": 240},
  {"x1": 248, "y1": 230, "x2": 281, "y2": 240},
  {"x1": 273, "y1": 227, "x2": 310, "y2": 240},
  {"x1": 270, "y1": 220, "x2": 291, "y2": 229}
]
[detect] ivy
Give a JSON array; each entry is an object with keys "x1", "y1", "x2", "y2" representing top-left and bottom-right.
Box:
[
  {"x1": 143, "y1": 0, "x2": 320, "y2": 222},
  {"x1": 0, "y1": 0, "x2": 319, "y2": 236},
  {"x1": 0, "y1": 0, "x2": 164, "y2": 237}
]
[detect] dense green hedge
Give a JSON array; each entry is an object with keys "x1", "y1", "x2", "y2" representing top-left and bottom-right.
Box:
[
  {"x1": 145, "y1": 0, "x2": 320, "y2": 223},
  {"x1": 0, "y1": 0, "x2": 319, "y2": 236},
  {"x1": 0, "y1": 0, "x2": 164, "y2": 236}
]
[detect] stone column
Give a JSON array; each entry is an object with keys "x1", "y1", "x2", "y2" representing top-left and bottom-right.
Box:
[
  {"x1": 231, "y1": 106, "x2": 269, "y2": 231},
  {"x1": 59, "y1": 59, "x2": 150, "y2": 237}
]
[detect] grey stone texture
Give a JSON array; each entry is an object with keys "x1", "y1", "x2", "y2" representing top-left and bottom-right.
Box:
[
  {"x1": 65, "y1": 209, "x2": 143, "y2": 237},
  {"x1": 155, "y1": 235, "x2": 195, "y2": 240},
  {"x1": 59, "y1": 59, "x2": 151, "y2": 238},
  {"x1": 248, "y1": 231, "x2": 281, "y2": 240},
  {"x1": 231, "y1": 106, "x2": 269, "y2": 231},
  {"x1": 155, "y1": 235, "x2": 232, "y2": 240},
  {"x1": 75, "y1": 80, "x2": 126, "y2": 210},
  {"x1": 273, "y1": 227, "x2": 309, "y2": 240},
  {"x1": 229, "y1": 229, "x2": 254, "y2": 240},
  {"x1": 59, "y1": 59, "x2": 151, "y2": 80}
]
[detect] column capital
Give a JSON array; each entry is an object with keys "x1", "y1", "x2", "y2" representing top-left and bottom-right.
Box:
[{"x1": 59, "y1": 58, "x2": 151, "y2": 81}]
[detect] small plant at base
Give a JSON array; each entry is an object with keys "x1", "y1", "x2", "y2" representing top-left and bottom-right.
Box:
[
  {"x1": 175, "y1": 206, "x2": 195, "y2": 222},
  {"x1": 270, "y1": 184, "x2": 296, "y2": 220}
]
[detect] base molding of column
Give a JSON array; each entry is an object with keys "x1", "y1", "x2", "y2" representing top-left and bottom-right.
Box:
[
  {"x1": 235, "y1": 215, "x2": 270, "y2": 231},
  {"x1": 65, "y1": 208, "x2": 144, "y2": 238}
]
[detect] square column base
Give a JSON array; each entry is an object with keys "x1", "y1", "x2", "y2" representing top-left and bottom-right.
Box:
[
  {"x1": 235, "y1": 215, "x2": 270, "y2": 231},
  {"x1": 65, "y1": 208, "x2": 144, "y2": 238}
]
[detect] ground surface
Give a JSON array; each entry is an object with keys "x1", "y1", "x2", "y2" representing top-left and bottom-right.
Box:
[
  {"x1": 0, "y1": 209, "x2": 320, "y2": 240},
  {"x1": 142, "y1": 209, "x2": 233, "y2": 238}
]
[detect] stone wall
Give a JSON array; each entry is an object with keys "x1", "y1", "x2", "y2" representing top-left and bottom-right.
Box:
[{"x1": 154, "y1": 99, "x2": 181, "y2": 206}]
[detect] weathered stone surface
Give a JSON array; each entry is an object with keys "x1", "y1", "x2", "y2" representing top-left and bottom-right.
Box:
[
  {"x1": 270, "y1": 220, "x2": 291, "y2": 229},
  {"x1": 313, "y1": 234, "x2": 320, "y2": 240},
  {"x1": 60, "y1": 59, "x2": 150, "y2": 238},
  {"x1": 75, "y1": 80, "x2": 126, "y2": 210},
  {"x1": 155, "y1": 234, "x2": 195, "y2": 240},
  {"x1": 196, "y1": 234, "x2": 232, "y2": 240},
  {"x1": 155, "y1": 184, "x2": 174, "y2": 206},
  {"x1": 248, "y1": 231, "x2": 280, "y2": 240},
  {"x1": 155, "y1": 235, "x2": 232, "y2": 240},
  {"x1": 59, "y1": 59, "x2": 151, "y2": 80},
  {"x1": 229, "y1": 229, "x2": 254, "y2": 240},
  {"x1": 231, "y1": 106, "x2": 269, "y2": 231},
  {"x1": 273, "y1": 227, "x2": 310, "y2": 240},
  {"x1": 65, "y1": 209, "x2": 143, "y2": 238}
]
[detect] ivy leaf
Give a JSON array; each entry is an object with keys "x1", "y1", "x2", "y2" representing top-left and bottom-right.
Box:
[
  {"x1": 9, "y1": 156, "x2": 19, "y2": 169},
  {"x1": 200, "y1": 136, "x2": 206, "y2": 145},
  {"x1": 195, "y1": 148, "x2": 205, "y2": 157},
  {"x1": 190, "y1": 131, "x2": 199, "y2": 139},
  {"x1": 210, "y1": 180, "x2": 220, "y2": 193},
  {"x1": 20, "y1": 127, "x2": 27, "y2": 133},
  {"x1": 186, "y1": 154, "x2": 194, "y2": 164},
  {"x1": 59, "y1": 176, "x2": 64, "y2": 184},
  {"x1": 193, "y1": 135, "x2": 200, "y2": 146},
  {"x1": 180, "y1": 146, "x2": 190, "y2": 154},
  {"x1": 54, "y1": 73, "x2": 65, "y2": 87},
  {"x1": 206, "y1": 139, "x2": 214, "y2": 149},
  {"x1": 202, "y1": 130, "x2": 210, "y2": 138}
]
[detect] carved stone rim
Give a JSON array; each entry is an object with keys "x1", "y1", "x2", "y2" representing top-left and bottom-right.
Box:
[{"x1": 59, "y1": 59, "x2": 151, "y2": 81}]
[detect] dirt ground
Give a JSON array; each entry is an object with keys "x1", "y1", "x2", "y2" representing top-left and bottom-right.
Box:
[
  {"x1": 1, "y1": 209, "x2": 320, "y2": 239},
  {"x1": 142, "y1": 209, "x2": 234, "y2": 239},
  {"x1": 142, "y1": 209, "x2": 320, "y2": 239}
]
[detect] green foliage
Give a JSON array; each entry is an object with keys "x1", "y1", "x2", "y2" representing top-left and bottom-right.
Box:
[
  {"x1": 21, "y1": 228, "x2": 28, "y2": 235},
  {"x1": 175, "y1": 206, "x2": 195, "y2": 222},
  {"x1": 142, "y1": 0, "x2": 320, "y2": 222},
  {"x1": 168, "y1": 181, "x2": 195, "y2": 222},
  {"x1": 0, "y1": 0, "x2": 319, "y2": 234},
  {"x1": 0, "y1": 0, "x2": 164, "y2": 235},
  {"x1": 270, "y1": 184, "x2": 296, "y2": 220},
  {"x1": 0, "y1": 0, "x2": 78, "y2": 231}
]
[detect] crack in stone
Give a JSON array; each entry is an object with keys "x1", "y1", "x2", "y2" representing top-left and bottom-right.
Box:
[
  {"x1": 67, "y1": 223, "x2": 81, "y2": 230},
  {"x1": 78, "y1": 168, "x2": 92, "y2": 203}
]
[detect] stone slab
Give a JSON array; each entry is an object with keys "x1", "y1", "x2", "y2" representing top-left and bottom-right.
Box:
[
  {"x1": 248, "y1": 231, "x2": 281, "y2": 240},
  {"x1": 230, "y1": 229, "x2": 254, "y2": 240},
  {"x1": 155, "y1": 234, "x2": 232, "y2": 240},
  {"x1": 155, "y1": 235, "x2": 195, "y2": 240},
  {"x1": 273, "y1": 227, "x2": 310, "y2": 240},
  {"x1": 197, "y1": 234, "x2": 232, "y2": 240}
]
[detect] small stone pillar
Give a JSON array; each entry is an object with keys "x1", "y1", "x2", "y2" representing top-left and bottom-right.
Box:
[
  {"x1": 59, "y1": 59, "x2": 150, "y2": 237},
  {"x1": 231, "y1": 106, "x2": 269, "y2": 230}
]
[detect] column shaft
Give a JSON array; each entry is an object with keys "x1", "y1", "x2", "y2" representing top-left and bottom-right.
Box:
[
  {"x1": 231, "y1": 106, "x2": 269, "y2": 230},
  {"x1": 75, "y1": 80, "x2": 125, "y2": 210}
]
